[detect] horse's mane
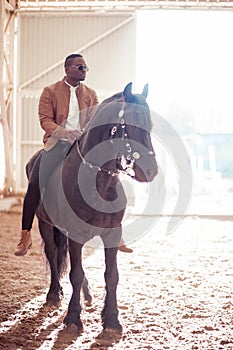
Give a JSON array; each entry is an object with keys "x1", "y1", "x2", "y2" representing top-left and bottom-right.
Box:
[
  {"x1": 83, "y1": 92, "x2": 124, "y2": 133},
  {"x1": 101, "y1": 91, "x2": 123, "y2": 104},
  {"x1": 82, "y1": 89, "x2": 152, "y2": 137}
]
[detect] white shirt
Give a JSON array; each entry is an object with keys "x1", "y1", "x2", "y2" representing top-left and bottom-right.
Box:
[{"x1": 64, "y1": 80, "x2": 81, "y2": 131}]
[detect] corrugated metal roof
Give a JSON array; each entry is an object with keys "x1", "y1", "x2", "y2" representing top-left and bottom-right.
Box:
[{"x1": 16, "y1": 0, "x2": 233, "y2": 11}]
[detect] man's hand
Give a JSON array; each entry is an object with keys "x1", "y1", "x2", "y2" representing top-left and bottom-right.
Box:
[{"x1": 65, "y1": 130, "x2": 81, "y2": 144}]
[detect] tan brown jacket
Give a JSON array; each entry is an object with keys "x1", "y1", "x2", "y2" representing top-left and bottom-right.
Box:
[{"x1": 38, "y1": 78, "x2": 99, "y2": 150}]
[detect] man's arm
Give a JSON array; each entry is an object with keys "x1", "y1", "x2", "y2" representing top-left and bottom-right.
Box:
[
  {"x1": 38, "y1": 87, "x2": 68, "y2": 140},
  {"x1": 87, "y1": 91, "x2": 99, "y2": 124}
]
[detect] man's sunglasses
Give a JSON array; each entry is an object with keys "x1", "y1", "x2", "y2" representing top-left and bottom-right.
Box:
[{"x1": 70, "y1": 64, "x2": 89, "y2": 72}]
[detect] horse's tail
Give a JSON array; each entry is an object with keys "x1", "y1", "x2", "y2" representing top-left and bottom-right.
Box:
[{"x1": 53, "y1": 227, "x2": 69, "y2": 279}]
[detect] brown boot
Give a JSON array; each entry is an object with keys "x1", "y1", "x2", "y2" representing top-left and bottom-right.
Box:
[
  {"x1": 118, "y1": 238, "x2": 133, "y2": 253},
  {"x1": 14, "y1": 230, "x2": 32, "y2": 256}
]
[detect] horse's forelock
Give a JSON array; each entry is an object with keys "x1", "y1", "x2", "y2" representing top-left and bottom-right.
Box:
[{"x1": 125, "y1": 97, "x2": 152, "y2": 132}]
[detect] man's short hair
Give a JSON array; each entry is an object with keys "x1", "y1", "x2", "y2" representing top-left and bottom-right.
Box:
[{"x1": 64, "y1": 54, "x2": 83, "y2": 67}]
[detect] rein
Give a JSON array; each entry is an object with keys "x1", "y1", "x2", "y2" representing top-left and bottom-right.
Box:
[{"x1": 76, "y1": 139, "x2": 119, "y2": 177}]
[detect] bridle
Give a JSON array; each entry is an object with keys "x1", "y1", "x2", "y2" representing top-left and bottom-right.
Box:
[
  {"x1": 110, "y1": 102, "x2": 155, "y2": 175},
  {"x1": 76, "y1": 101, "x2": 155, "y2": 178}
]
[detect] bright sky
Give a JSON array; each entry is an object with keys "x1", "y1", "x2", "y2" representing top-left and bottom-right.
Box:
[{"x1": 136, "y1": 10, "x2": 233, "y2": 134}]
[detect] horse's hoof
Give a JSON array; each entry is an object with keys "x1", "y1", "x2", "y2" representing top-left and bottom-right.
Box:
[
  {"x1": 102, "y1": 315, "x2": 123, "y2": 334},
  {"x1": 64, "y1": 323, "x2": 84, "y2": 334},
  {"x1": 103, "y1": 327, "x2": 123, "y2": 336},
  {"x1": 98, "y1": 327, "x2": 123, "y2": 342},
  {"x1": 85, "y1": 297, "x2": 92, "y2": 307},
  {"x1": 45, "y1": 299, "x2": 61, "y2": 308},
  {"x1": 63, "y1": 314, "x2": 84, "y2": 334},
  {"x1": 46, "y1": 290, "x2": 63, "y2": 308}
]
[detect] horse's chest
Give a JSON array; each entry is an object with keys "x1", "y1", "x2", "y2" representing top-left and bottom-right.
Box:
[{"x1": 40, "y1": 166, "x2": 126, "y2": 237}]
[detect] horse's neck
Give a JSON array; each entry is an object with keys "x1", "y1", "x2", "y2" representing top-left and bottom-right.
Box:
[
  {"x1": 62, "y1": 141, "x2": 119, "y2": 205},
  {"x1": 78, "y1": 129, "x2": 96, "y2": 157},
  {"x1": 79, "y1": 133, "x2": 119, "y2": 195}
]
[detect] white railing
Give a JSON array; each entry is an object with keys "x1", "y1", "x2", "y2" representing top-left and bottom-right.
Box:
[{"x1": 17, "y1": 0, "x2": 233, "y2": 11}]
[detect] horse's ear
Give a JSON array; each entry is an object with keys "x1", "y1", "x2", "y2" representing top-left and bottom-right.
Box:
[
  {"x1": 142, "y1": 84, "x2": 149, "y2": 99},
  {"x1": 123, "y1": 82, "x2": 133, "y2": 102}
]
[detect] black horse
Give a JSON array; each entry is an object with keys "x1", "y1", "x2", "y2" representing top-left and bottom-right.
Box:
[{"x1": 27, "y1": 82, "x2": 158, "y2": 334}]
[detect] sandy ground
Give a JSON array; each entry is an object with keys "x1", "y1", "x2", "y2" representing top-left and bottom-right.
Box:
[{"x1": 0, "y1": 201, "x2": 233, "y2": 350}]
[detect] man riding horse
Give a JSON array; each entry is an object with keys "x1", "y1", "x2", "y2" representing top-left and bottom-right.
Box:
[{"x1": 14, "y1": 53, "x2": 133, "y2": 256}]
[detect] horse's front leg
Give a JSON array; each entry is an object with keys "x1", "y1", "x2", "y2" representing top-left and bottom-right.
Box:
[
  {"x1": 101, "y1": 239, "x2": 122, "y2": 333},
  {"x1": 63, "y1": 240, "x2": 84, "y2": 333}
]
